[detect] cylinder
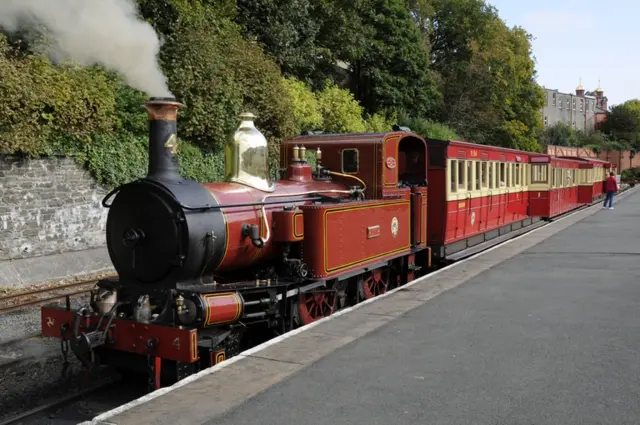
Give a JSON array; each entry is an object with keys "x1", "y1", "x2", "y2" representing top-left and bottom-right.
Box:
[
  {"x1": 198, "y1": 292, "x2": 244, "y2": 327},
  {"x1": 144, "y1": 97, "x2": 185, "y2": 181}
]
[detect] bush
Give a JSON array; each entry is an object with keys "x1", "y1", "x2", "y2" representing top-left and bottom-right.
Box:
[
  {"x1": 283, "y1": 77, "x2": 398, "y2": 135},
  {"x1": 315, "y1": 80, "x2": 367, "y2": 133},
  {"x1": 621, "y1": 167, "x2": 640, "y2": 182},
  {"x1": 282, "y1": 77, "x2": 323, "y2": 134},
  {"x1": 0, "y1": 34, "x2": 119, "y2": 155},
  {"x1": 365, "y1": 111, "x2": 398, "y2": 133},
  {"x1": 397, "y1": 112, "x2": 459, "y2": 140}
]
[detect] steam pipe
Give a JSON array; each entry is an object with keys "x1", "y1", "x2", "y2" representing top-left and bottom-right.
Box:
[
  {"x1": 327, "y1": 171, "x2": 367, "y2": 193},
  {"x1": 254, "y1": 189, "x2": 357, "y2": 247}
]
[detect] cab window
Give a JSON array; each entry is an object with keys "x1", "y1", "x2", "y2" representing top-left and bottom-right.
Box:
[{"x1": 342, "y1": 149, "x2": 359, "y2": 173}]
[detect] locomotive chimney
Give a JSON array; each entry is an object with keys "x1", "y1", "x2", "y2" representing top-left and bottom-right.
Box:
[{"x1": 143, "y1": 97, "x2": 185, "y2": 181}]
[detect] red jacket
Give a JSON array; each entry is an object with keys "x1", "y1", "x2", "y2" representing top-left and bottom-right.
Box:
[{"x1": 605, "y1": 176, "x2": 618, "y2": 193}]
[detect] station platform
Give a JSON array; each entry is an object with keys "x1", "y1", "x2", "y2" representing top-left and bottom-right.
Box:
[{"x1": 86, "y1": 188, "x2": 640, "y2": 425}]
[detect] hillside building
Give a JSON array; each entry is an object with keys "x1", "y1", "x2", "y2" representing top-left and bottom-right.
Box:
[{"x1": 541, "y1": 80, "x2": 608, "y2": 132}]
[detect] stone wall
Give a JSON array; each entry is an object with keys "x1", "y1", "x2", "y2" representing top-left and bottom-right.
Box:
[{"x1": 0, "y1": 155, "x2": 108, "y2": 261}]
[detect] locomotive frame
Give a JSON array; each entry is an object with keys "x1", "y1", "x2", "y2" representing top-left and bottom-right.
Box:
[{"x1": 40, "y1": 97, "x2": 615, "y2": 391}]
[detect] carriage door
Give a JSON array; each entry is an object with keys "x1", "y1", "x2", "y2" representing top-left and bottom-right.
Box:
[
  {"x1": 398, "y1": 137, "x2": 428, "y2": 249},
  {"x1": 411, "y1": 186, "x2": 428, "y2": 248}
]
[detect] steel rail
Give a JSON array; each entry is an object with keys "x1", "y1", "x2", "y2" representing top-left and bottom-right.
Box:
[
  {"x1": 0, "y1": 275, "x2": 116, "y2": 315},
  {"x1": 0, "y1": 378, "x2": 120, "y2": 425}
]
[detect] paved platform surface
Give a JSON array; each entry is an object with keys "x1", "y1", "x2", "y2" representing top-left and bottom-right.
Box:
[{"x1": 89, "y1": 189, "x2": 640, "y2": 425}]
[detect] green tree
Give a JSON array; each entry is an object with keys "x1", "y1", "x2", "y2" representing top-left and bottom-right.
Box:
[
  {"x1": 602, "y1": 100, "x2": 640, "y2": 149},
  {"x1": 290, "y1": 0, "x2": 440, "y2": 117},
  {"x1": 540, "y1": 122, "x2": 578, "y2": 147},
  {"x1": 235, "y1": 0, "x2": 321, "y2": 79},
  {"x1": 426, "y1": 0, "x2": 544, "y2": 150},
  {"x1": 155, "y1": 2, "x2": 296, "y2": 154}
]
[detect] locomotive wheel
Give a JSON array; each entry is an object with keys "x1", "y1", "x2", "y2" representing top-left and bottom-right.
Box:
[
  {"x1": 297, "y1": 291, "x2": 337, "y2": 326},
  {"x1": 359, "y1": 268, "x2": 390, "y2": 300}
]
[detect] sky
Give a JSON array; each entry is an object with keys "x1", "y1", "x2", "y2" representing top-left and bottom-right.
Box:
[{"x1": 487, "y1": 0, "x2": 638, "y2": 107}]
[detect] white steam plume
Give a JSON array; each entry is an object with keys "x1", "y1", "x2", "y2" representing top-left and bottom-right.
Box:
[{"x1": 0, "y1": 0, "x2": 172, "y2": 97}]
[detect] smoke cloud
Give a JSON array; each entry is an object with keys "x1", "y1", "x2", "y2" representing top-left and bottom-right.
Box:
[{"x1": 0, "y1": 0, "x2": 172, "y2": 97}]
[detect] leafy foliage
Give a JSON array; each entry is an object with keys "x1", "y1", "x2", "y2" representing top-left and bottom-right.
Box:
[
  {"x1": 602, "y1": 100, "x2": 640, "y2": 150},
  {"x1": 426, "y1": 0, "x2": 544, "y2": 150},
  {"x1": 540, "y1": 122, "x2": 578, "y2": 147},
  {"x1": 283, "y1": 77, "x2": 397, "y2": 135},
  {"x1": 397, "y1": 111, "x2": 459, "y2": 140},
  {"x1": 0, "y1": 34, "x2": 118, "y2": 155},
  {"x1": 621, "y1": 167, "x2": 640, "y2": 182},
  {"x1": 320, "y1": 0, "x2": 439, "y2": 118},
  {"x1": 235, "y1": 0, "x2": 321, "y2": 79},
  {"x1": 315, "y1": 81, "x2": 368, "y2": 134},
  {"x1": 157, "y1": 4, "x2": 296, "y2": 154},
  {"x1": 281, "y1": 78, "x2": 324, "y2": 134}
]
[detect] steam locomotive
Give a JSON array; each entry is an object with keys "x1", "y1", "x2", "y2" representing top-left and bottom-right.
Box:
[
  {"x1": 40, "y1": 97, "x2": 612, "y2": 390},
  {"x1": 41, "y1": 98, "x2": 431, "y2": 389}
]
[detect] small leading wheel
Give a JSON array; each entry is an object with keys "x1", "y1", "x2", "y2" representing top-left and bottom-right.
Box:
[
  {"x1": 359, "y1": 268, "x2": 390, "y2": 300},
  {"x1": 297, "y1": 291, "x2": 337, "y2": 326}
]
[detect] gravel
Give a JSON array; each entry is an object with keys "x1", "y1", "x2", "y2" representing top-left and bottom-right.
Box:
[
  {"x1": 0, "y1": 294, "x2": 126, "y2": 422},
  {"x1": 0, "y1": 294, "x2": 92, "y2": 344}
]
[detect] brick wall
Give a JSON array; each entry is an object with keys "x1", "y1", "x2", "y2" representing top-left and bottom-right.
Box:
[
  {"x1": 598, "y1": 151, "x2": 640, "y2": 173},
  {"x1": 0, "y1": 155, "x2": 108, "y2": 261}
]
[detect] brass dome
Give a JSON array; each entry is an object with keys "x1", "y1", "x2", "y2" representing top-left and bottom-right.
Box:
[{"x1": 225, "y1": 112, "x2": 275, "y2": 192}]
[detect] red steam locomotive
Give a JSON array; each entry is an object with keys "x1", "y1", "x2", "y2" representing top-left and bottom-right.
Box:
[{"x1": 40, "y1": 98, "x2": 613, "y2": 390}]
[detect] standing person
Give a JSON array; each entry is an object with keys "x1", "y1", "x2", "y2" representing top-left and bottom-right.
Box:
[{"x1": 603, "y1": 172, "x2": 618, "y2": 209}]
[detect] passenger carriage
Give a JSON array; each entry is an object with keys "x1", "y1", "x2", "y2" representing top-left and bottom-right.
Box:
[
  {"x1": 426, "y1": 139, "x2": 539, "y2": 261},
  {"x1": 557, "y1": 157, "x2": 610, "y2": 204},
  {"x1": 529, "y1": 155, "x2": 584, "y2": 218}
]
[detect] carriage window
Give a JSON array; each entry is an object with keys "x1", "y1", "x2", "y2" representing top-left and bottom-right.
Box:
[
  {"x1": 515, "y1": 164, "x2": 521, "y2": 185},
  {"x1": 489, "y1": 162, "x2": 495, "y2": 189},
  {"x1": 531, "y1": 164, "x2": 548, "y2": 183},
  {"x1": 458, "y1": 160, "x2": 465, "y2": 190},
  {"x1": 499, "y1": 163, "x2": 506, "y2": 187},
  {"x1": 450, "y1": 160, "x2": 458, "y2": 192},
  {"x1": 481, "y1": 161, "x2": 488, "y2": 188},
  {"x1": 559, "y1": 168, "x2": 564, "y2": 187},
  {"x1": 341, "y1": 149, "x2": 359, "y2": 173},
  {"x1": 475, "y1": 161, "x2": 482, "y2": 190},
  {"x1": 467, "y1": 161, "x2": 473, "y2": 191}
]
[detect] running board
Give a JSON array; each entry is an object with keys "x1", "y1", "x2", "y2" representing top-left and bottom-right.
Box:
[{"x1": 447, "y1": 220, "x2": 547, "y2": 261}]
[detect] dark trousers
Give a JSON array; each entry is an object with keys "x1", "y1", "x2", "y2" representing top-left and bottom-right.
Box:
[{"x1": 603, "y1": 191, "x2": 615, "y2": 208}]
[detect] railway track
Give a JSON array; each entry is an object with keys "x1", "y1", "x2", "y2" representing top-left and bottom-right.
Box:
[
  {"x1": 0, "y1": 275, "x2": 116, "y2": 315},
  {"x1": 0, "y1": 378, "x2": 128, "y2": 425}
]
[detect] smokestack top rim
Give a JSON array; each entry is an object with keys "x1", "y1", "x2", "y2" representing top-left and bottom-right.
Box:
[{"x1": 145, "y1": 97, "x2": 185, "y2": 108}]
